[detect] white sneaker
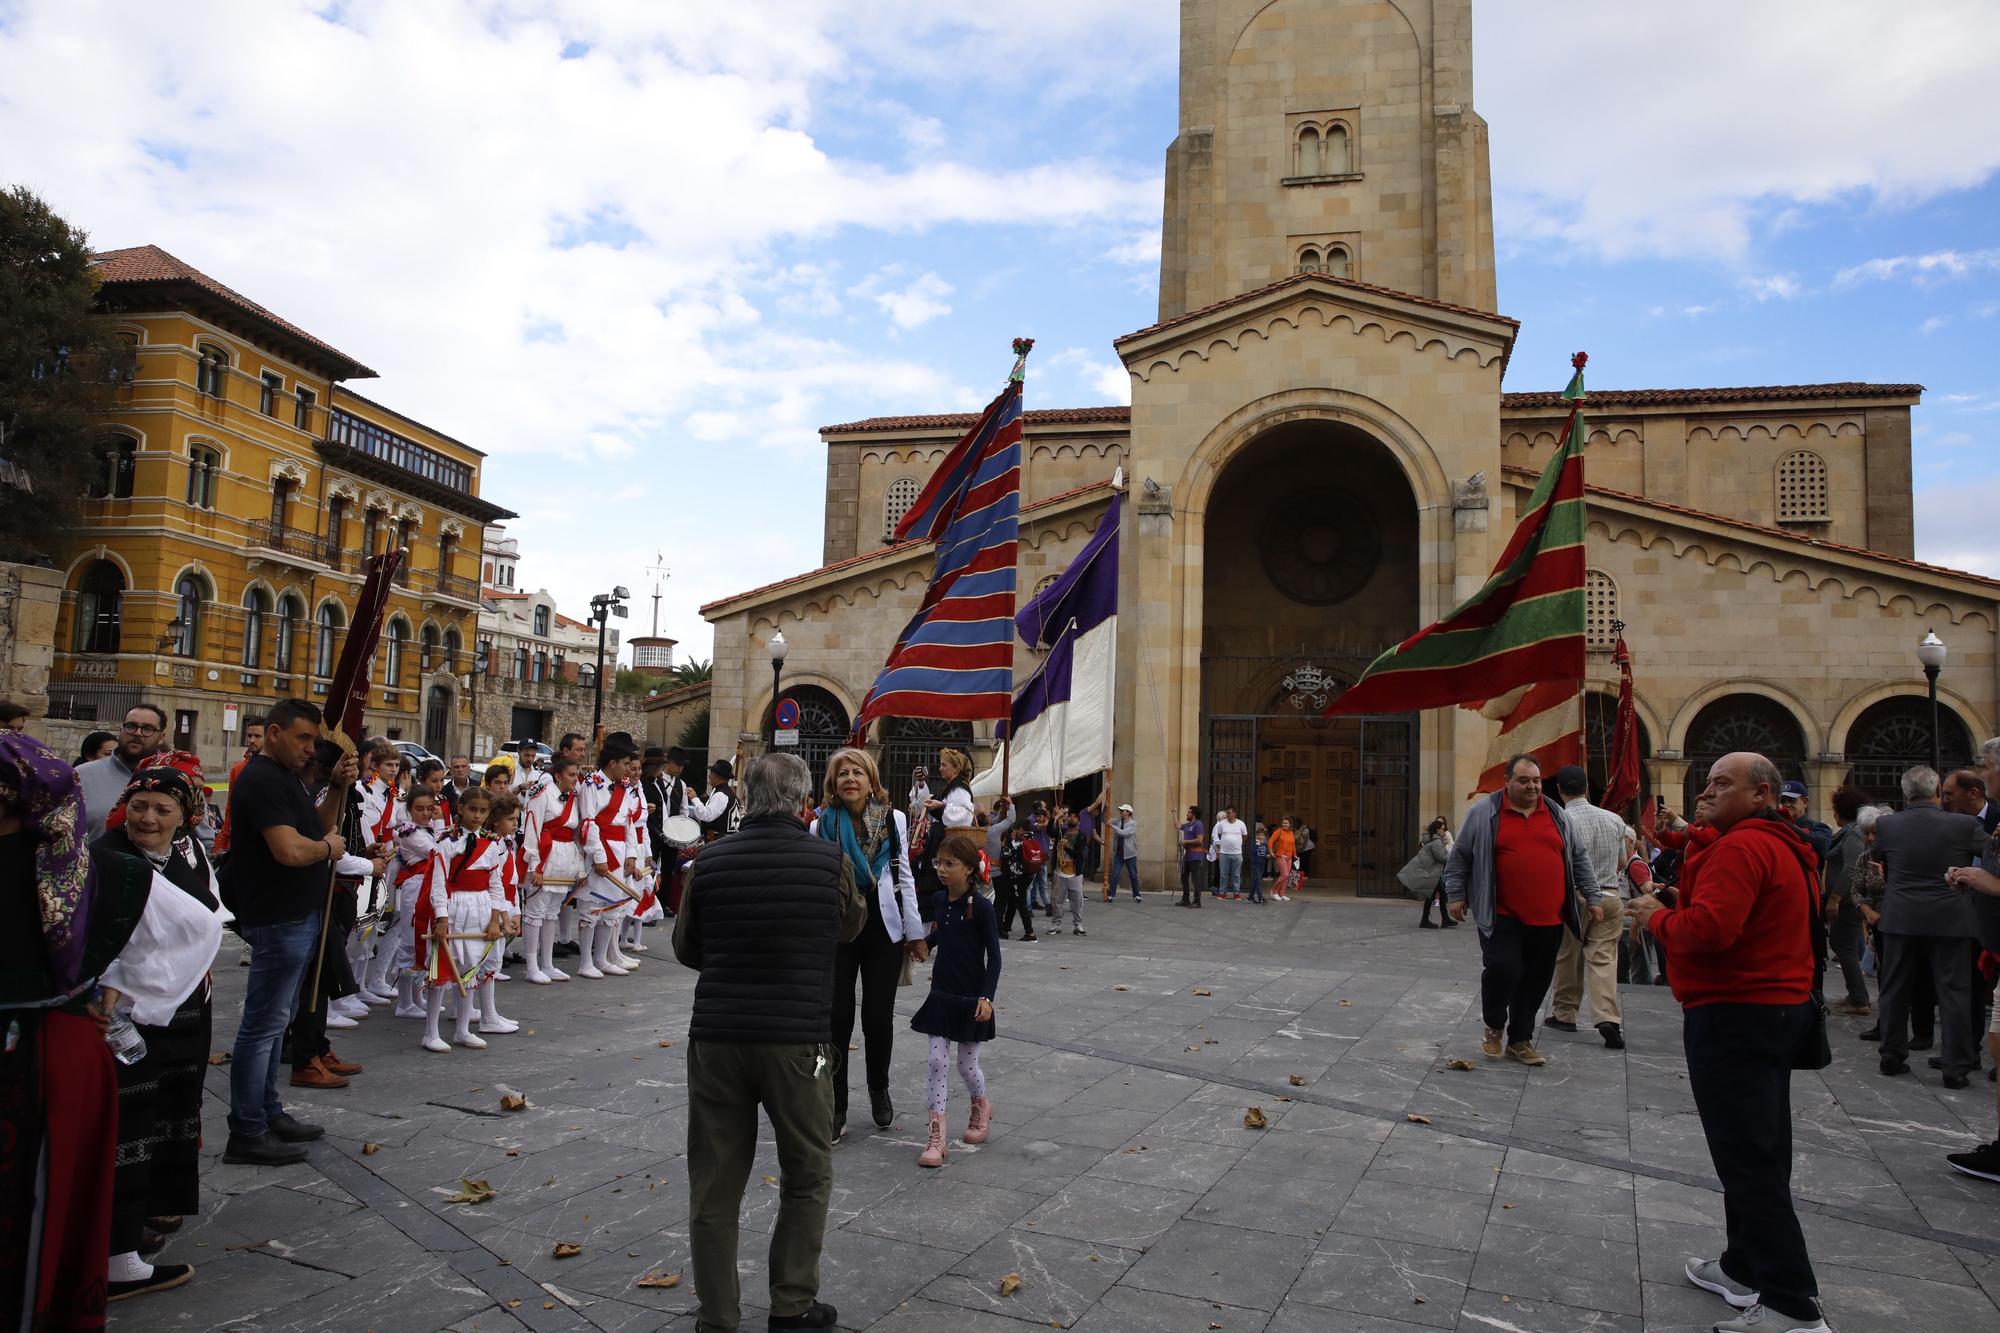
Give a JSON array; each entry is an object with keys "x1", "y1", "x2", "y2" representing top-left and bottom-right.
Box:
[
  {"x1": 1711, "y1": 1306, "x2": 1830, "y2": 1333},
  {"x1": 525, "y1": 969, "x2": 552, "y2": 985},
  {"x1": 453, "y1": 1032, "x2": 488, "y2": 1050},
  {"x1": 1685, "y1": 1258, "x2": 1759, "y2": 1310},
  {"x1": 546, "y1": 966, "x2": 569, "y2": 983},
  {"x1": 334, "y1": 996, "x2": 370, "y2": 1019},
  {"x1": 600, "y1": 961, "x2": 630, "y2": 977},
  {"x1": 393, "y1": 1002, "x2": 426, "y2": 1020},
  {"x1": 576, "y1": 963, "x2": 606, "y2": 979},
  {"x1": 421, "y1": 1035, "x2": 450, "y2": 1053},
  {"x1": 479, "y1": 1016, "x2": 520, "y2": 1035},
  {"x1": 360, "y1": 989, "x2": 395, "y2": 1007},
  {"x1": 492, "y1": 972, "x2": 510, "y2": 982},
  {"x1": 325, "y1": 1012, "x2": 358, "y2": 1030}
]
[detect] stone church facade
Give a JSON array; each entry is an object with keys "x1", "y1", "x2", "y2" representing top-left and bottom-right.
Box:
[{"x1": 705, "y1": 0, "x2": 1999, "y2": 890}]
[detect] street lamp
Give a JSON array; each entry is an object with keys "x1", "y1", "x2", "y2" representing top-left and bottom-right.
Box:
[
  {"x1": 590, "y1": 586, "x2": 631, "y2": 740},
  {"x1": 467, "y1": 641, "x2": 488, "y2": 759},
  {"x1": 155, "y1": 616, "x2": 185, "y2": 655},
  {"x1": 1918, "y1": 628, "x2": 1947, "y2": 774},
  {"x1": 768, "y1": 630, "x2": 788, "y2": 744}
]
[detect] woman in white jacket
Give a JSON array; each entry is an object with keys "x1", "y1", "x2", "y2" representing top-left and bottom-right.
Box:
[{"x1": 818, "y1": 747, "x2": 928, "y2": 1141}]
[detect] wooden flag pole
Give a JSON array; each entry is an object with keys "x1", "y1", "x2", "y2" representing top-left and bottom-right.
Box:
[{"x1": 1101, "y1": 765, "x2": 1115, "y2": 901}]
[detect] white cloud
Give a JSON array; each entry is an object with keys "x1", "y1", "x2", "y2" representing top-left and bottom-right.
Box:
[
  {"x1": 1835, "y1": 248, "x2": 2000, "y2": 286},
  {"x1": 1479, "y1": 2, "x2": 2000, "y2": 261},
  {"x1": 850, "y1": 268, "x2": 955, "y2": 330},
  {"x1": 1919, "y1": 316, "x2": 1949, "y2": 336},
  {"x1": 1740, "y1": 275, "x2": 1801, "y2": 302},
  {"x1": 1043, "y1": 345, "x2": 1131, "y2": 406},
  {"x1": 1915, "y1": 477, "x2": 2000, "y2": 578}
]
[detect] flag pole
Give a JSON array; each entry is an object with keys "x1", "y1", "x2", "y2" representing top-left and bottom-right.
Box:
[{"x1": 999, "y1": 337, "x2": 1031, "y2": 801}]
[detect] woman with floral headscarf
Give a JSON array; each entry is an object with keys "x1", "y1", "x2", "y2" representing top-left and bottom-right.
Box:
[
  {"x1": 92, "y1": 753, "x2": 226, "y2": 1302},
  {"x1": 0, "y1": 731, "x2": 153, "y2": 1332}
]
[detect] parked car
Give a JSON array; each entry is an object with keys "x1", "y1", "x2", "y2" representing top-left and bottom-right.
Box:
[
  {"x1": 392, "y1": 740, "x2": 439, "y2": 770},
  {"x1": 473, "y1": 740, "x2": 552, "y2": 783}
]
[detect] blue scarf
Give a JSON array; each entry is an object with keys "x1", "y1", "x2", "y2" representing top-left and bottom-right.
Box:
[{"x1": 818, "y1": 801, "x2": 892, "y2": 891}]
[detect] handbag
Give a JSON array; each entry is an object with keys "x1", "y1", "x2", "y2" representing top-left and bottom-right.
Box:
[
  {"x1": 1785, "y1": 838, "x2": 1833, "y2": 1071},
  {"x1": 898, "y1": 948, "x2": 915, "y2": 987}
]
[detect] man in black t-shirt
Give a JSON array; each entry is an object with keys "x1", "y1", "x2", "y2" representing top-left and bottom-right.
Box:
[{"x1": 220, "y1": 698, "x2": 358, "y2": 1166}]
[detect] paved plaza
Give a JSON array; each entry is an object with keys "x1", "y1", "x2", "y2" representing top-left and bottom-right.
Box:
[{"x1": 123, "y1": 894, "x2": 2000, "y2": 1333}]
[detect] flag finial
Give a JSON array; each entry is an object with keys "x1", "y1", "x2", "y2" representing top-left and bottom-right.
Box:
[
  {"x1": 1009, "y1": 337, "x2": 1035, "y2": 382},
  {"x1": 1562, "y1": 350, "x2": 1588, "y2": 402}
]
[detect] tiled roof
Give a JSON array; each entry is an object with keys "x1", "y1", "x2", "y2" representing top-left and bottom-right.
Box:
[
  {"x1": 818, "y1": 381, "x2": 1928, "y2": 436},
  {"x1": 823, "y1": 405, "x2": 1133, "y2": 435},
  {"x1": 639, "y1": 679, "x2": 712, "y2": 711},
  {"x1": 1115, "y1": 271, "x2": 1519, "y2": 347},
  {"x1": 1503, "y1": 466, "x2": 2000, "y2": 591},
  {"x1": 1501, "y1": 383, "x2": 1923, "y2": 411},
  {"x1": 93, "y1": 245, "x2": 376, "y2": 378},
  {"x1": 702, "y1": 479, "x2": 1116, "y2": 614}
]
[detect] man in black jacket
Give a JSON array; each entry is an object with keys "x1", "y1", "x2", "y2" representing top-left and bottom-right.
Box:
[
  {"x1": 674, "y1": 752, "x2": 865, "y2": 1333},
  {"x1": 1874, "y1": 765, "x2": 1988, "y2": 1088}
]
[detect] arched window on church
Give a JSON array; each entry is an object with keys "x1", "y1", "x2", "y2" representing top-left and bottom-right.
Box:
[
  {"x1": 1324, "y1": 123, "x2": 1351, "y2": 175},
  {"x1": 884, "y1": 476, "x2": 922, "y2": 541},
  {"x1": 1295, "y1": 124, "x2": 1321, "y2": 177},
  {"x1": 1296, "y1": 246, "x2": 1322, "y2": 276},
  {"x1": 1775, "y1": 449, "x2": 1829, "y2": 524},
  {"x1": 1584, "y1": 569, "x2": 1619, "y2": 650},
  {"x1": 1324, "y1": 244, "x2": 1351, "y2": 279}
]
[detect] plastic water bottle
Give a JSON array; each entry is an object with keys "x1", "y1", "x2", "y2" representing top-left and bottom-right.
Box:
[{"x1": 99, "y1": 994, "x2": 147, "y2": 1065}]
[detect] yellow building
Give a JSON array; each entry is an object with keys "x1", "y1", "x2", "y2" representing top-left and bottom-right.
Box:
[{"x1": 49, "y1": 245, "x2": 512, "y2": 760}]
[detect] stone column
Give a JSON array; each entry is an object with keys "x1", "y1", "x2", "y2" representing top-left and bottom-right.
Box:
[{"x1": 1121, "y1": 477, "x2": 1183, "y2": 891}]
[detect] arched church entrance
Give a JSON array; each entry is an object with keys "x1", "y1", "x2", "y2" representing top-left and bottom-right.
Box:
[{"x1": 1199, "y1": 420, "x2": 1420, "y2": 896}]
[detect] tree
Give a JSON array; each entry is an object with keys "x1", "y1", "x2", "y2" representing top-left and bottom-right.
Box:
[
  {"x1": 671, "y1": 658, "x2": 712, "y2": 687},
  {"x1": 0, "y1": 187, "x2": 131, "y2": 561},
  {"x1": 675, "y1": 705, "x2": 709, "y2": 753}
]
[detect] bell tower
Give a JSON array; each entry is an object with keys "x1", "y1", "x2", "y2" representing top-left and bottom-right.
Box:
[{"x1": 1158, "y1": 0, "x2": 1497, "y2": 319}]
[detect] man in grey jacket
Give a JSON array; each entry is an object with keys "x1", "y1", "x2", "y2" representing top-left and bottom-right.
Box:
[
  {"x1": 77, "y1": 702, "x2": 167, "y2": 840},
  {"x1": 1873, "y1": 765, "x2": 1988, "y2": 1088},
  {"x1": 1444, "y1": 754, "x2": 1604, "y2": 1067}
]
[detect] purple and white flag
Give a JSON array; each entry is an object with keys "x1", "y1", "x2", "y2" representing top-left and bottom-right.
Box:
[{"x1": 975, "y1": 490, "x2": 1121, "y2": 795}]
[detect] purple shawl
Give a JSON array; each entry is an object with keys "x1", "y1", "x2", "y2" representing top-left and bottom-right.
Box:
[{"x1": 0, "y1": 732, "x2": 96, "y2": 993}]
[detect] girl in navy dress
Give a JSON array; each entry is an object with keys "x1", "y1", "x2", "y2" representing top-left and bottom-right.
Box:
[{"x1": 909, "y1": 829, "x2": 1001, "y2": 1167}]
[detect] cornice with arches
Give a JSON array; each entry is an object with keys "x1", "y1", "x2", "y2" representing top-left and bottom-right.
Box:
[
  {"x1": 1125, "y1": 304, "x2": 1506, "y2": 384},
  {"x1": 1827, "y1": 682, "x2": 1992, "y2": 758},
  {"x1": 1686, "y1": 419, "x2": 1862, "y2": 446},
  {"x1": 752, "y1": 568, "x2": 932, "y2": 626},
  {"x1": 1590, "y1": 521, "x2": 1994, "y2": 631},
  {"x1": 1507, "y1": 425, "x2": 1642, "y2": 452},
  {"x1": 1029, "y1": 439, "x2": 1124, "y2": 464},
  {"x1": 860, "y1": 447, "x2": 948, "y2": 466}
]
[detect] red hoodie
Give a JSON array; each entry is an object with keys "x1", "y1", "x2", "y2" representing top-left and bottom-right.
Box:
[{"x1": 1649, "y1": 812, "x2": 1816, "y2": 1008}]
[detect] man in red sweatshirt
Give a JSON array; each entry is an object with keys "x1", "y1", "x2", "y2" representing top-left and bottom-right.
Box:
[{"x1": 1629, "y1": 752, "x2": 1828, "y2": 1333}]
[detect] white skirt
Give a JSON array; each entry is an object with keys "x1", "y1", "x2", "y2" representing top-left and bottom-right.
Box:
[{"x1": 430, "y1": 891, "x2": 501, "y2": 990}]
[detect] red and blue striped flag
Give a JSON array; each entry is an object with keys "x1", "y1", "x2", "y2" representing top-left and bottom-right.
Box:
[{"x1": 854, "y1": 344, "x2": 1029, "y2": 738}]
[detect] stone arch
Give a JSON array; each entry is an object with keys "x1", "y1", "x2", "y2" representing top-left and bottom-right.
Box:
[
  {"x1": 64, "y1": 545, "x2": 136, "y2": 588},
  {"x1": 1666, "y1": 678, "x2": 1824, "y2": 755},
  {"x1": 1839, "y1": 692, "x2": 1978, "y2": 805},
  {"x1": 1585, "y1": 682, "x2": 1667, "y2": 760},
  {"x1": 1675, "y1": 689, "x2": 1815, "y2": 807},
  {"x1": 1829, "y1": 681, "x2": 1992, "y2": 758},
  {"x1": 746, "y1": 669, "x2": 861, "y2": 731}
]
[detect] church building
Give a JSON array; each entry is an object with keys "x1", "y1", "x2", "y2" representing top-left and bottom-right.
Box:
[{"x1": 704, "y1": 0, "x2": 1998, "y2": 890}]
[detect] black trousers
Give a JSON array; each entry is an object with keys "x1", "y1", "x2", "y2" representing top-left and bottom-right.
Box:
[
  {"x1": 1478, "y1": 915, "x2": 1565, "y2": 1043},
  {"x1": 1818, "y1": 901, "x2": 1870, "y2": 1008},
  {"x1": 995, "y1": 874, "x2": 1030, "y2": 937},
  {"x1": 1684, "y1": 1002, "x2": 1821, "y2": 1321},
  {"x1": 830, "y1": 915, "x2": 903, "y2": 1112},
  {"x1": 1179, "y1": 861, "x2": 1203, "y2": 904},
  {"x1": 1878, "y1": 931, "x2": 1977, "y2": 1076}
]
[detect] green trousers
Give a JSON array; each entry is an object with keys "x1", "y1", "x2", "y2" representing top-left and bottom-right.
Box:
[{"x1": 686, "y1": 1039, "x2": 834, "y2": 1333}]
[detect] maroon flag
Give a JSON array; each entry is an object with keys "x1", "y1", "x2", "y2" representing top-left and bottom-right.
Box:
[
  {"x1": 324, "y1": 549, "x2": 405, "y2": 745},
  {"x1": 1598, "y1": 633, "x2": 1642, "y2": 817}
]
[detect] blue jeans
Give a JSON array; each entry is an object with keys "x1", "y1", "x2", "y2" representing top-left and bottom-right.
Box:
[
  {"x1": 1219, "y1": 853, "x2": 1242, "y2": 896},
  {"x1": 1108, "y1": 855, "x2": 1140, "y2": 899},
  {"x1": 229, "y1": 913, "x2": 321, "y2": 1138},
  {"x1": 1028, "y1": 868, "x2": 1049, "y2": 909}
]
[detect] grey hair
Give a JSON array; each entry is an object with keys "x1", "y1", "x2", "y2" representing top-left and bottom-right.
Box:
[
  {"x1": 744, "y1": 751, "x2": 812, "y2": 817},
  {"x1": 1901, "y1": 765, "x2": 1940, "y2": 803},
  {"x1": 1855, "y1": 805, "x2": 1882, "y2": 832},
  {"x1": 1742, "y1": 755, "x2": 1783, "y2": 796},
  {"x1": 1982, "y1": 737, "x2": 2000, "y2": 768}
]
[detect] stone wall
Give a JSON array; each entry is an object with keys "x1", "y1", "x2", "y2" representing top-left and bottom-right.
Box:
[
  {"x1": 471, "y1": 675, "x2": 648, "y2": 758},
  {"x1": 0, "y1": 559, "x2": 65, "y2": 739}
]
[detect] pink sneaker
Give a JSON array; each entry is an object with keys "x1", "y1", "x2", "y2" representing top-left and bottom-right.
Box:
[{"x1": 964, "y1": 1097, "x2": 993, "y2": 1144}]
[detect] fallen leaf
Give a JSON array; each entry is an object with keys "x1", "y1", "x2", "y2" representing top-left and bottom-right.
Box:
[
  {"x1": 362, "y1": 1142, "x2": 380, "y2": 1156},
  {"x1": 506, "y1": 1149, "x2": 521, "y2": 1157},
  {"x1": 507, "y1": 1299, "x2": 521, "y2": 1309},
  {"x1": 658, "y1": 1039, "x2": 674, "y2": 1048},
  {"x1": 1204, "y1": 1038, "x2": 1218, "y2": 1044},
  {"x1": 1444, "y1": 1058, "x2": 1476, "y2": 1071},
  {"x1": 1088, "y1": 1254, "x2": 1100, "y2": 1262},
  {"x1": 544, "y1": 1302, "x2": 555, "y2": 1310},
  {"x1": 445, "y1": 1178, "x2": 497, "y2": 1205},
  {"x1": 1414, "y1": 1294, "x2": 1426, "y2": 1304},
  {"x1": 1113, "y1": 984, "x2": 1130, "y2": 991},
  {"x1": 498, "y1": 1258, "x2": 512, "y2": 1266},
  {"x1": 848, "y1": 1043, "x2": 859, "y2": 1050},
  {"x1": 1193, "y1": 987, "x2": 1212, "y2": 996},
  {"x1": 1338, "y1": 999, "x2": 1352, "y2": 1007},
  {"x1": 207, "y1": 1051, "x2": 230, "y2": 1066},
  {"x1": 1501, "y1": 1294, "x2": 1512, "y2": 1302},
  {"x1": 999, "y1": 1272, "x2": 1023, "y2": 1297},
  {"x1": 1502, "y1": 1203, "x2": 1516, "y2": 1210},
  {"x1": 1277, "y1": 1095, "x2": 1293, "y2": 1103},
  {"x1": 1242, "y1": 1106, "x2": 1269, "y2": 1130},
  {"x1": 499, "y1": 1093, "x2": 528, "y2": 1112},
  {"x1": 627, "y1": 1251, "x2": 639, "y2": 1258},
  {"x1": 1406, "y1": 1114, "x2": 1432, "y2": 1125},
  {"x1": 1288, "y1": 1074, "x2": 1308, "y2": 1087},
  {"x1": 553, "y1": 1241, "x2": 582, "y2": 1259},
  {"x1": 636, "y1": 1270, "x2": 682, "y2": 1289},
  {"x1": 763, "y1": 1175, "x2": 778, "y2": 1185}
]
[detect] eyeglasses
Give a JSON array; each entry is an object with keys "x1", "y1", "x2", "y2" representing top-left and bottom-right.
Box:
[{"x1": 121, "y1": 722, "x2": 163, "y2": 736}]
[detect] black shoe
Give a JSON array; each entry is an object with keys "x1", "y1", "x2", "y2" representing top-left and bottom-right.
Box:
[
  {"x1": 1419, "y1": 918, "x2": 1439, "y2": 929},
  {"x1": 831, "y1": 1114, "x2": 846, "y2": 1145},
  {"x1": 222, "y1": 1132, "x2": 308, "y2": 1166},
  {"x1": 1597, "y1": 1022, "x2": 1626, "y2": 1050},
  {"x1": 870, "y1": 1087, "x2": 894, "y2": 1130},
  {"x1": 1929, "y1": 1055, "x2": 1945, "y2": 1070},
  {"x1": 1858, "y1": 1026, "x2": 1880, "y2": 1041},
  {"x1": 1947, "y1": 1139, "x2": 2000, "y2": 1182},
  {"x1": 769, "y1": 1300, "x2": 837, "y2": 1330},
  {"x1": 1022, "y1": 932, "x2": 1038, "y2": 941},
  {"x1": 138, "y1": 1227, "x2": 166, "y2": 1256},
  {"x1": 1880, "y1": 1058, "x2": 1910, "y2": 1077},
  {"x1": 1440, "y1": 917, "x2": 1458, "y2": 929},
  {"x1": 267, "y1": 1112, "x2": 324, "y2": 1143},
  {"x1": 1543, "y1": 1017, "x2": 1578, "y2": 1033},
  {"x1": 1944, "y1": 1072, "x2": 1971, "y2": 1089},
  {"x1": 1910, "y1": 1036, "x2": 1934, "y2": 1051},
  {"x1": 107, "y1": 1262, "x2": 194, "y2": 1302}
]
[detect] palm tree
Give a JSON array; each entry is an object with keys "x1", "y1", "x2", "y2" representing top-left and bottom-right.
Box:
[{"x1": 670, "y1": 658, "x2": 712, "y2": 688}]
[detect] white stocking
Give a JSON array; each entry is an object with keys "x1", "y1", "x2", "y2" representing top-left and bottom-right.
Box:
[
  {"x1": 521, "y1": 917, "x2": 547, "y2": 981},
  {"x1": 422, "y1": 987, "x2": 446, "y2": 1050},
  {"x1": 592, "y1": 918, "x2": 623, "y2": 974},
  {"x1": 539, "y1": 916, "x2": 566, "y2": 979}
]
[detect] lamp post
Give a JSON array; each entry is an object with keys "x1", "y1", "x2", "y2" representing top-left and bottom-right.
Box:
[
  {"x1": 590, "y1": 586, "x2": 631, "y2": 741},
  {"x1": 155, "y1": 616, "x2": 186, "y2": 656},
  {"x1": 768, "y1": 631, "x2": 788, "y2": 747},
  {"x1": 1917, "y1": 628, "x2": 1947, "y2": 775},
  {"x1": 467, "y1": 641, "x2": 487, "y2": 759}
]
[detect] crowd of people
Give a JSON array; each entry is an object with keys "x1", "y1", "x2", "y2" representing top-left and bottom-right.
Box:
[{"x1": 8, "y1": 683, "x2": 1999, "y2": 1333}]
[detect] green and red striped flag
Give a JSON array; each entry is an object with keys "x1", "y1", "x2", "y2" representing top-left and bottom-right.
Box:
[{"x1": 1327, "y1": 353, "x2": 1589, "y2": 788}]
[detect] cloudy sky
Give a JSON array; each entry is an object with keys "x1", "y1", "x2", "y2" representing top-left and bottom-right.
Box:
[{"x1": 4, "y1": 1, "x2": 1997, "y2": 663}]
